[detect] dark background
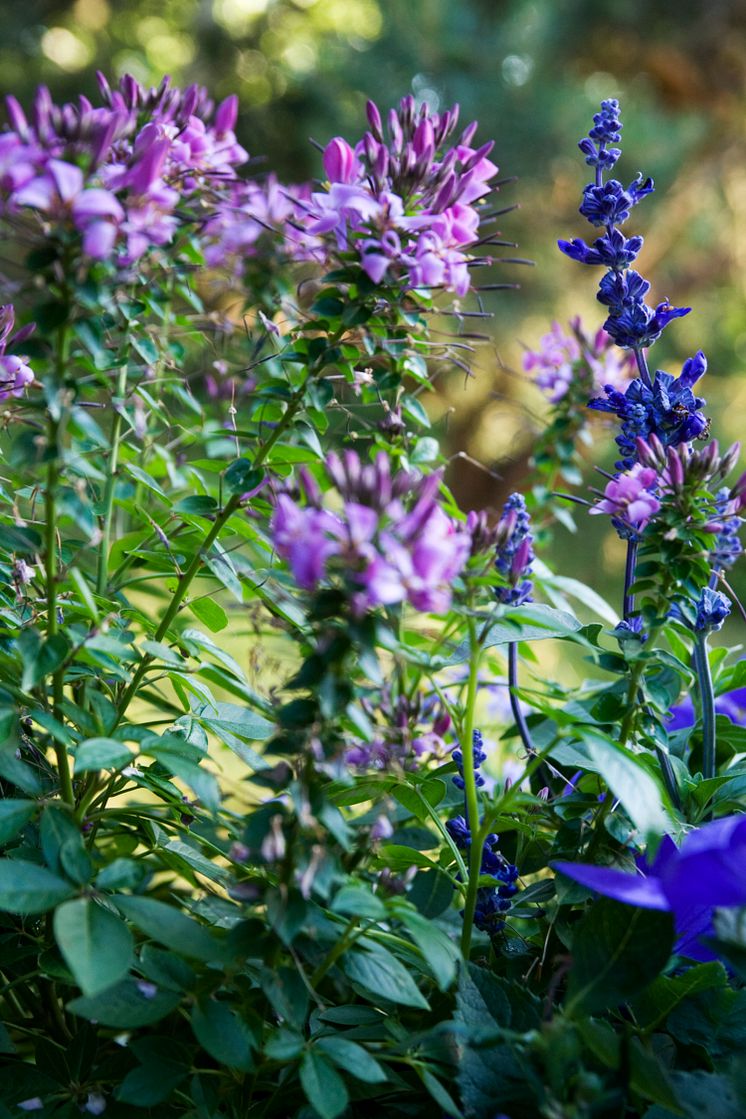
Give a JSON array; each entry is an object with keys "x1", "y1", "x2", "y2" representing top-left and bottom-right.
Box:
[{"x1": 3, "y1": 0, "x2": 746, "y2": 603}]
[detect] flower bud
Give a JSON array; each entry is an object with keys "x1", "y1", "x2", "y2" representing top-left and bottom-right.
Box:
[
  {"x1": 366, "y1": 99, "x2": 383, "y2": 141},
  {"x1": 323, "y1": 137, "x2": 356, "y2": 184},
  {"x1": 215, "y1": 93, "x2": 238, "y2": 134}
]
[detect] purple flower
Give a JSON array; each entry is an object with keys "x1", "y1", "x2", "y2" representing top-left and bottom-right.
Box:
[
  {"x1": 668, "y1": 684, "x2": 746, "y2": 731},
  {"x1": 271, "y1": 452, "x2": 470, "y2": 615},
  {"x1": 554, "y1": 815, "x2": 746, "y2": 961},
  {"x1": 452, "y1": 728, "x2": 488, "y2": 790},
  {"x1": 301, "y1": 95, "x2": 497, "y2": 295},
  {"x1": 494, "y1": 493, "x2": 534, "y2": 606},
  {"x1": 523, "y1": 321, "x2": 580, "y2": 403},
  {"x1": 590, "y1": 462, "x2": 661, "y2": 533}
]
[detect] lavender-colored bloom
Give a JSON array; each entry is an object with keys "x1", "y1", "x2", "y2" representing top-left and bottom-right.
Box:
[
  {"x1": 522, "y1": 321, "x2": 580, "y2": 403},
  {"x1": 494, "y1": 493, "x2": 534, "y2": 606},
  {"x1": 590, "y1": 462, "x2": 660, "y2": 537},
  {"x1": 614, "y1": 616, "x2": 647, "y2": 643},
  {"x1": 554, "y1": 815, "x2": 746, "y2": 961},
  {"x1": 272, "y1": 452, "x2": 469, "y2": 616},
  {"x1": 579, "y1": 175, "x2": 653, "y2": 228},
  {"x1": 300, "y1": 95, "x2": 497, "y2": 295}
]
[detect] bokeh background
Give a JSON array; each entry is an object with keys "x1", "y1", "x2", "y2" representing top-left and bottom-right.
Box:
[{"x1": 3, "y1": 0, "x2": 746, "y2": 610}]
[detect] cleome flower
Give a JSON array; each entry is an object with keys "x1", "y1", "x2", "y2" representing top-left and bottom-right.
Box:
[
  {"x1": 271, "y1": 451, "x2": 470, "y2": 616},
  {"x1": 590, "y1": 462, "x2": 661, "y2": 535}
]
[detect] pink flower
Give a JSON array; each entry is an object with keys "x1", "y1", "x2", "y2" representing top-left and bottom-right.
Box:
[
  {"x1": 323, "y1": 137, "x2": 360, "y2": 184},
  {"x1": 590, "y1": 463, "x2": 661, "y2": 529}
]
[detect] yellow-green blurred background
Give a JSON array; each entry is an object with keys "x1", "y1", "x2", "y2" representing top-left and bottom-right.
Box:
[{"x1": 3, "y1": 0, "x2": 746, "y2": 609}]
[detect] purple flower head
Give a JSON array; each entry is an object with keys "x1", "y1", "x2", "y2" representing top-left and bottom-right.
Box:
[
  {"x1": 590, "y1": 462, "x2": 661, "y2": 538},
  {"x1": 523, "y1": 320, "x2": 580, "y2": 403},
  {"x1": 590, "y1": 355, "x2": 709, "y2": 469},
  {"x1": 494, "y1": 493, "x2": 534, "y2": 606},
  {"x1": 694, "y1": 586, "x2": 731, "y2": 633},
  {"x1": 1, "y1": 73, "x2": 249, "y2": 266},
  {"x1": 447, "y1": 807, "x2": 519, "y2": 935},
  {"x1": 562, "y1": 100, "x2": 693, "y2": 426},
  {"x1": 452, "y1": 728, "x2": 488, "y2": 790},
  {"x1": 272, "y1": 452, "x2": 469, "y2": 616},
  {"x1": 554, "y1": 814, "x2": 746, "y2": 961},
  {"x1": 614, "y1": 616, "x2": 647, "y2": 643},
  {"x1": 347, "y1": 687, "x2": 450, "y2": 771},
  {"x1": 301, "y1": 96, "x2": 497, "y2": 294},
  {"x1": 579, "y1": 175, "x2": 653, "y2": 228}
]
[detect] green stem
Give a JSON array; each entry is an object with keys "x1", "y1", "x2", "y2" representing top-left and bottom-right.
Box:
[
  {"x1": 459, "y1": 612, "x2": 483, "y2": 959},
  {"x1": 110, "y1": 369, "x2": 313, "y2": 735},
  {"x1": 96, "y1": 363, "x2": 128, "y2": 595},
  {"x1": 693, "y1": 633, "x2": 716, "y2": 783},
  {"x1": 45, "y1": 408, "x2": 74, "y2": 807}
]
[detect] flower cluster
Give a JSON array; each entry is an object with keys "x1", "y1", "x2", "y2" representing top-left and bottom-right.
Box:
[
  {"x1": 554, "y1": 814, "x2": 746, "y2": 961},
  {"x1": 271, "y1": 451, "x2": 471, "y2": 615},
  {"x1": 560, "y1": 100, "x2": 709, "y2": 475},
  {"x1": 303, "y1": 95, "x2": 497, "y2": 294},
  {"x1": 0, "y1": 306, "x2": 34, "y2": 400},
  {"x1": 1, "y1": 73, "x2": 248, "y2": 265},
  {"x1": 589, "y1": 352, "x2": 710, "y2": 469},
  {"x1": 559, "y1": 98, "x2": 689, "y2": 353},
  {"x1": 345, "y1": 690, "x2": 450, "y2": 770},
  {"x1": 493, "y1": 493, "x2": 534, "y2": 605},
  {"x1": 710, "y1": 488, "x2": 744, "y2": 574},
  {"x1": 452, "y1": 727, "x2": 487, "y2": 789},
  {"x1": 524, "y1": 319, "x2": 633, "y2": 404},
  {"x1": 446, "y1": 729, "x2": 519, "y2": 934},
  {"x1": 203, "y1": 174, "x2": 322, "y2": 272}
]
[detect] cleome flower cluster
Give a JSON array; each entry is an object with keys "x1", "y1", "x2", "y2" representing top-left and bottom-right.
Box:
[
  {"x1": 303, "y1": 95, "x2": 498, "y2": 295},
  {"x1": 1, "y1": 73, "x2": 248, "y2": 265},
  {"x1": 271, "y1": 450, "x2": 471, "y2": 616}
]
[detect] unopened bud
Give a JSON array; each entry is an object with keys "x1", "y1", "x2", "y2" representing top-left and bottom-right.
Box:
[{"x1": 366, "y1": 99, "x2": 383, "y2": 141}]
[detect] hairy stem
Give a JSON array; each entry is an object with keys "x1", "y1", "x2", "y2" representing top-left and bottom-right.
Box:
[
  {"x1": 460, "y1": 613, "x2": 483, "y2": 959},
  {"x1": 693, "y1": 633, "x2": 716, "y2": 783},
  {"x1": 623, "y1": 539, "x2": 638, "y2": 621},
  {"x1": 96, "y1": 363, "x2": 128, "y2": 595}
]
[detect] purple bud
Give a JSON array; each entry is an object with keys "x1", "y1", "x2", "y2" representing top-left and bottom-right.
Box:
[
  {"x1": 459, "y1": 120, "x2": 479, "y2": 147},
  {"x1": 388, "y1": 109, "x2": 403, "y2": 153},
  {"x1": 323, "y1": 137, "x2": 357, "y2": 184},
  {"x1": 215, "y1": 93, "x2": 238, "y2": 133},
  {"x1": 5, "y1": 95, "x2": 28, "y2": 137},
  {"x1": 413, "y1": 118, "x2": 434, "y2": 158},
  {"x1": 96, "y1": 70, "x2": 113, "y2": 105},
  {"x1": 366, "y1": 99, "x2": 383, "y2": 141}
]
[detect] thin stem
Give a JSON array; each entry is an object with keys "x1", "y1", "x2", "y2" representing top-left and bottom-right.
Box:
[
  {"x1": 459, "y1": 613, "x2": 483, "y2": 959},
  {"x1": 623, "y1": 539, "x2": 638, "y2": 621},
  {"x1": 693, "y1": 633, "x2": 716, "y2": 783},
  {"x1": 107, "y1": 369, "x2": 314, "y2": 746},
  {"x1": 45, "y1": 386, "x2": 73, "y2": 807},
  {"x1": 633, "y1": 345, "x2": 652, "y2": 389},
  {"x1": 96, "y1": 363, "x2": 128, "y2": 595},
  {"x1": 508, "y1": 642, "x2": 535, "y2": 758}
]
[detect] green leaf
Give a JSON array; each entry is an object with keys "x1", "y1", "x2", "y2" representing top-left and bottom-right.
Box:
[
  {"x1": 0, "y1": 800, "x2": 37, "y2": 845},
  {"x1": 187, "y1": 597, "x2": 228, "y2": 632},
  {"x1": 174, "y1": 495, "x2": 218, "y2": 516},
  {"x1": 67, "y1": 978, "x2": 181, "y2": 1027},
  {"x1": 316, "y1": 1035, "x2": 387, "y2": 1083},
  {"x1": 115, "y1": 895, "x2": 224, "y2": 962},
  {"x1": 224, "y1": 459, "x2": 264, "y2": 495},
  {"x1": 0, "y1": 859, "x2": 75, "y2": 913},
  {"x1": 343, "y1": 946, "x2": 429, "y2": 1009},
  {"x1": 441, "y1": 604, "x2": 581, "y2": 665},
  {"x1": 74, "y1": 737, "x2": 133, "y2": 773},
  {"x1": 191, "y1": 1000, "x2": 254, "y2": 1071},
  {"x1": 550, "y1": 730, "x2": 671, "y2": 835},
  {"x1": 566, "y1": 900, "x2": 674, "y2": 1015},
  {"x1": 54, "y1": 898, "x2": 134, "y2": 996},
  {"x1": 330, "y1": 883, "x2": 386, "y2": 920},
  {"x1": 300, "y1": 1050, "x2": 349, "y2": 1119},
  {"x1": 396, "y1": 905, "x2": 459, "y2": 990},
  {"x1": 631, "y1": 961, "x2": 726, "y2": 1030}
]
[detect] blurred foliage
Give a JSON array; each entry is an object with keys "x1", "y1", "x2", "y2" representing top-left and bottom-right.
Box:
[{"x1": 3, "y1": 0, "x2": 746, "y2": 601}]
